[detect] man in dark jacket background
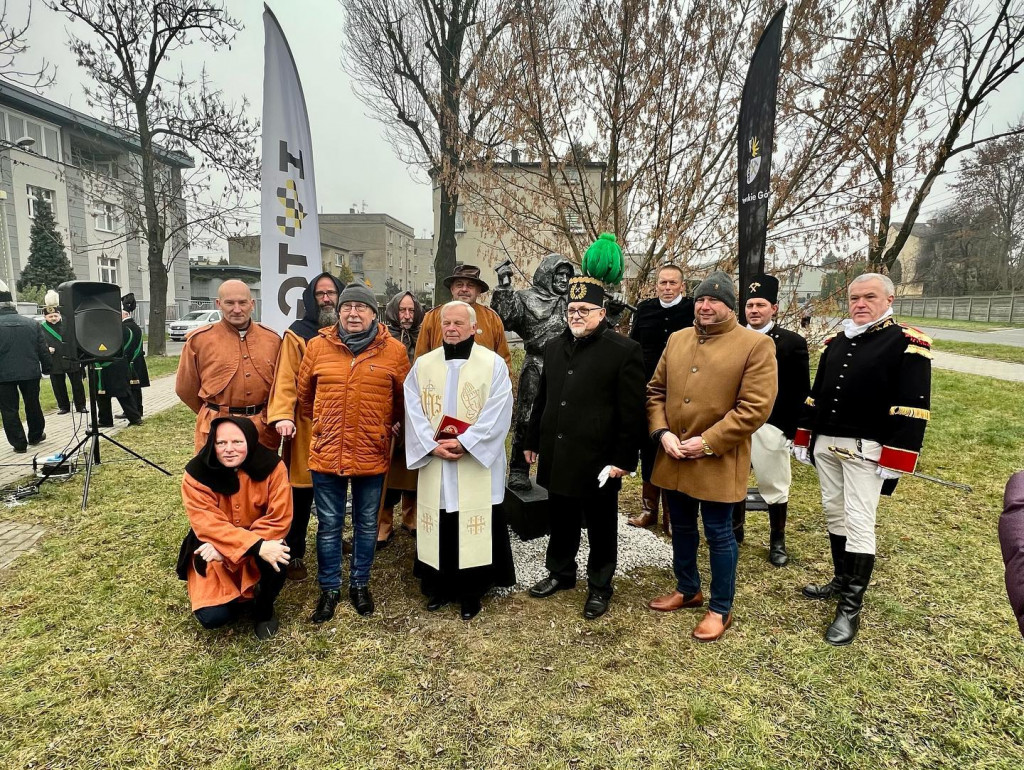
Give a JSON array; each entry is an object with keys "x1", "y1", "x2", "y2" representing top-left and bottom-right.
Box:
[
  {"x1": 627, "y1": 264, "x2": 694, "y2": 530},
  {"x1": 40, "y1": 290, "x2": 87, "y2": 415},
  {"x1": 0, "y1": 279, "x2": 52, "y2": 452},
  {"x1": 118, "y1": 293, "x2": 149, "y2": 419},
  {"x1": 524, "y1": 276, "x2": 647, "y2": 620}
]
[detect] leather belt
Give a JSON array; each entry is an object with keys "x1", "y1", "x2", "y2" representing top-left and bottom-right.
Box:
[{"x1": 205, "y1": 401, "x2": 266, "y2": 416}]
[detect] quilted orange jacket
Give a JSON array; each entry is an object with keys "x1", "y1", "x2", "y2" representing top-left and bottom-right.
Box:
[{"x1": 297, "y1": 322, "x2": 410, "y2": 477}]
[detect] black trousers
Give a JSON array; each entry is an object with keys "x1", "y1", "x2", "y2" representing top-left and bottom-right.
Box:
[
  {"x1": 0, "y1": 379, "x2": 45, "y2": 450},
  {"x1": 546, "y1": 488, "x2": 619, "y2": 599},
  {"x1": 130, "y1": 384, "x2": 144, "y2": 416},
  {"x1": 97, "y1": 393, "x2": 141, "y2": 426},
  {"x1": 50, "y1": 370, "x2": 86, "y2": 412},
  {"x1": 193, "y1": 556, "x2": 288, "y2": 628},
  {"x1": 286, "y1": 486, "x2": 315, "y2": 560}
]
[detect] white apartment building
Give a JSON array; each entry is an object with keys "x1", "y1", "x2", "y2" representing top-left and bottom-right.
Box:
[{"x1": 0, "y1": 80, "x2": 192, "y2": 306}]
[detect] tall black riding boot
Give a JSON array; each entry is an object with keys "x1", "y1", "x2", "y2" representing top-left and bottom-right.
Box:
[
  {"x1": 824, "y1": 552, "x2": 875, "y2": 646},
  {"x1": 767, "y1": 502, "x2": 788, "y2": 567},
  {"x1": 802, "y1": 532, "x2": 846, "y2": 599},
  {"x1": 732, "y1": 500, "x2": 746, "y2": 544}
]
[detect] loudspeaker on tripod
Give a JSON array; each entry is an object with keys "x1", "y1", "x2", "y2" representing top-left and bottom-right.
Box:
[{"x1": 58, "y1": 281, "x2": 123, "y2": 361}]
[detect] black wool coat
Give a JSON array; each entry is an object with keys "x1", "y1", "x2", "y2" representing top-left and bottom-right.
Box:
[
  {"x1": 525, "y1": 325, "x2": 647, "y2": 497},
  {"x1": 0, "y1": 307, "x2": 51, "y2": 382},
  {"x1": 123, "y1": 317, "x2": 150, "y2": 387},
  {"x1": 763, "y1": 324, "x2": 810, "y2": 439},
  {"x1": 629, "y1": 296, "x2": 695, "y2": 380}
]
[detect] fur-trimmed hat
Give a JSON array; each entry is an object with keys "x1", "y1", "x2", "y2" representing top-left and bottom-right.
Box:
[{"x1": 43, "y1": 290, "x2": 60, "y2": 314}]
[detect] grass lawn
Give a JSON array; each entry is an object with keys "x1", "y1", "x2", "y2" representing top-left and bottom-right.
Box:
[
  {"x1": 27, "y1": 357, "x2": 179, "y2": 416},
  {"x1": 931, "y1": 340, "x2": 1024, "y2": 366},
  {"x1": 899, "y1": 314, "x2": 1024, "y2": 332},
  {"x1": 1, "y1": 371, "x2": 1023, "y2": 768}
]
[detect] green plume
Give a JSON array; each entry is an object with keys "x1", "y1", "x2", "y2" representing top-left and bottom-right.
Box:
[{"x1": 581, "y1": 232, "x2": 624, "y2": 284}]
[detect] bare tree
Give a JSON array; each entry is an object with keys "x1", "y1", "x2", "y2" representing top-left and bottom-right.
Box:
[
  {"x1": 850, "y1": 0, "x2": 1024, "y2": 271},
  {"x1": 342, "y1": 0, "x2": 519, "y2": 303},
  {"x1": 0, "y1": 0, "x2": 53, "y2": 88},
  {"x1": 47, "y1": 0, "x2": 258, "y2": 355}
]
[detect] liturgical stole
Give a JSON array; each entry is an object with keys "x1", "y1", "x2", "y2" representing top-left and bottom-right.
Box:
[{"x1": 416, "y1": 344, "x2": 495, "y2": 570}]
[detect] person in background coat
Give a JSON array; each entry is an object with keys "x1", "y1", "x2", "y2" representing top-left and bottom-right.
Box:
[
  {"x1": 524, "y1": 277, "x2": 647, "y2": 620},
  {"x1": 267, "y1": 272, "x2": 346, "y2": 581},
  {"x1": 1000, "y1": 471, "x2": 1024, "y2": 638},
  {"x1": 0, "y1": 279, "x2": 51, "y2": 452},
  {"x1": 117, "y1": 293, "x2": 149, "y2": 419},
  {"x1": 40, "y1": 291, "x2": 87, "y2": 415},
  {"x1": 737, "y1": 274, "x2": 810, "y2": 565},
  {"x1": 378, "y1": 290, "x2": 425, "y2": 546}
]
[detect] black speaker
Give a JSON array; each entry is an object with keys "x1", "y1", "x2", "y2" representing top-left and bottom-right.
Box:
[{"x1": 58, "y1": 281, "x2": 123, "y2": 361}]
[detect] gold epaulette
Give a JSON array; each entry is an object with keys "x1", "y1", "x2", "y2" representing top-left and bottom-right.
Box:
[
  {"x1": 889, "y1": 406, "x2": 930, "y2": 421},
  {"x1": 899, "y1": 323, "x2": 932, "y2": 348},
  {"x1": 805, "y1": 397, "x2": 816, "y2": 407}
]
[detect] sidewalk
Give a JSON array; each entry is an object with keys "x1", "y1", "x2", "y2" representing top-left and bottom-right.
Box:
[
  {"x1": 0, "y1": 374, "x2": 182, "y2": 492},
  {"x1": 931, "y1": 351, "x2": 1024, "y2": 383}
]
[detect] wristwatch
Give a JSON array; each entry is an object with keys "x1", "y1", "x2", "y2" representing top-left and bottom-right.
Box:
[{"x1": 700, "y1": 437, "x2": 714, "y2": 456}]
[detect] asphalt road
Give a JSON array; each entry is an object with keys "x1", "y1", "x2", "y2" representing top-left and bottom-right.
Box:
[{"x1": 914, "y1": 325, "x2": 1024, "y2": 348}]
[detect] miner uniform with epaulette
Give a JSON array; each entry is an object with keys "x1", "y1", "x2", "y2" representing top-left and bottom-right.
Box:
[{"x1": 793, "y1": 272, "x2": 932, "y2": 645}]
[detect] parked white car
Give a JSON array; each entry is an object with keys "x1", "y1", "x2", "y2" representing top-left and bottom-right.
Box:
[{"x1": 167, "y1": 309, "x2": 221, "y2": 341}]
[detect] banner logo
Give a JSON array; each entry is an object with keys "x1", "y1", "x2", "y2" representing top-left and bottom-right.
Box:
[
  {"x1": 276, "y1": 179, "x2": 306, "y2": 236},
  {"x1": 746, "y1": 136, "x2": 761, "y2": 185}
]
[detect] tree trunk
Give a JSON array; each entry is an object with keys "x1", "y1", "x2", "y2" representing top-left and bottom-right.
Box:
[
  {"x1": 137, "y1": 106, "x2": 169, "y2": 357},
  {"x1": 434, "y1": 183, "x2": 458, "y2": 305}
]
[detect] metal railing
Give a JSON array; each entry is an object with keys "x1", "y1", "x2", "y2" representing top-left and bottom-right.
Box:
[{"x1": 892, "y1": 294, "x2": 1024, "y2": 324}]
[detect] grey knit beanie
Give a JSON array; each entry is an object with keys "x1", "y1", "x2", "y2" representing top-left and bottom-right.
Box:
[
  {"x1": 693, "y1": 270, "x2": 737, "y2": 311},
  {"x1": 338, "y1": 282, "x2": 378, "y2": 314}
]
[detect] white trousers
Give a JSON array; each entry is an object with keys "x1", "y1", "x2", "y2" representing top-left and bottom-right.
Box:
[
  {"x1": 812, "y1": 434, "x2": 883, "y2": 555},
  {"x1": 750, "y1": 422, "x2": 792, "y2": 505}
]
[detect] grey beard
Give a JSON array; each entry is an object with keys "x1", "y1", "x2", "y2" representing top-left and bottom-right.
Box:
[
  {"x1": 318, "y1": 306, "x2": 339, "y2": 326},
  {"x1": 569, "y1": 325, "x2": 588, "y2": 338}
]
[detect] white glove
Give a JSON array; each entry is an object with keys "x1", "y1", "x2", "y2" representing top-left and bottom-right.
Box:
[
  {"x1": 793, "y1": 446, "x2": 812, "y2": 466},
  {"x1": 876, "y1": 466, "x2": 902, "y2": 481}
]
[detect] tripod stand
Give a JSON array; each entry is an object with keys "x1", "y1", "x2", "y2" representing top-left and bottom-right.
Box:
[{"x1": 35, "y1": 362, "x2": 170, "y2": 509}]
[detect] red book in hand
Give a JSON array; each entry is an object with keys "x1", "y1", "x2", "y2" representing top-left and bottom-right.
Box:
[{"x1": 434, "y1": 414, "x2": 472, "y2": 443}]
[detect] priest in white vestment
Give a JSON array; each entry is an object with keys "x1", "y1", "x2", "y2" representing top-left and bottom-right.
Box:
[{"x1": 405, "y1": 301, "x2": 516, "y2": 620}]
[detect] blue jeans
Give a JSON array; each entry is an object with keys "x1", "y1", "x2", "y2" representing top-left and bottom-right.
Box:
[
  {"x1": 311, "y1": 471, "x2": 384, "y2": 591},
  {"x1": 665, "y1": 490, "x2": 738, "y2": 616}
]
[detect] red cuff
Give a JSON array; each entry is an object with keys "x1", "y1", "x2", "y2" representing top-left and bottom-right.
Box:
[
  {"x1": 794, "y1": 428, "x2": 812, "y2": 449},
  {"x1": 880, "y1": 446, "x2": 919, "y2": 474}
]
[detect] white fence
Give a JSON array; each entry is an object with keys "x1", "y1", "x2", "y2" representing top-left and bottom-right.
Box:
[{"x1": 892, "y1": 294, "x2": 1024, "y2": 325}]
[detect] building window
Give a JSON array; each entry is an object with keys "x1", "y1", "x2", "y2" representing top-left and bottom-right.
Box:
[
  {"x1": 351, "y1": 252, "x2": 364, "y2": 273},
  {"x1": 414, "y1": 264, "x2": 419, "y2": 274},
  {"x1": 566, "y1": 210, "x2": 584, "y2": 234},
  {"x1": 95, "y1": 202, "x2": 117, "y2": 232},
  {"x1": 98, "y1": 256, "x2": 118, "y2": 284},
  {"x1": 27, "y1": 185, "x2": 54, "y2": 219},
  {"x1": 388, "y1": 250, "x2": 394, "y2": 267},
  {"x1": 454, "y1": 206, "x2": 466, "y2": 233},
  {"x1": 335, "y1": 253, "x2": 345, "y2": 267},
  {"x1": 1, "y1": 108, "x2": 62, "y2": 160}
]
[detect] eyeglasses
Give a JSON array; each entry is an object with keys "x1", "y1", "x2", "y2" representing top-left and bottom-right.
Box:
[
  {"x1": 314, "y1": 290, "x2": 338, "y2": 299},
  {"x1": 567, "y1": 307, "x2": 602, "y2": 318},
  {"x1": 340, "y1": 302, "x2": 372, "y2": 313}
]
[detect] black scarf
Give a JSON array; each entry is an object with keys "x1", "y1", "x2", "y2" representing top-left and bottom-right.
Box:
[
  {"x1": 341, "y1": 319, "x2": 379, "y2": 356},
  {"x1": 184, "y1": 416, "x2": 281, "y2": 495},
  {"x1": 442, "y1": 335, "x2": 475, "y2": 360},
  {"x1": 289, "y1": 272, "x2": 346, "y2": 342}
]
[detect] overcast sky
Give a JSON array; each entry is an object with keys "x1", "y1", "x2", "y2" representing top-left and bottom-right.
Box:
[
  {"x1": 19, "y1": 0, "x2": 436, "y2": 241},
  {"x1": 15, "y1": 0, "x2": 1024, "y2": 251}
]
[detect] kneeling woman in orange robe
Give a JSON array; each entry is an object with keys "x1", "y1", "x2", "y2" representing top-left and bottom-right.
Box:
[{"x1": 178, "y1": 416, "x2": 293, "y2": 638}]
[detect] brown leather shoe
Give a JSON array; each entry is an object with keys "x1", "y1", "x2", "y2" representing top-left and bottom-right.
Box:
[
  {"x1": 692, "y1": 610, "x2": 733, "y2": 642},
  {"x1": 648, "y1": 590, "x2": 704, "y2": 612},
  {"x1": 627, "y1": 509, "x2": 658, "y2": 528}
]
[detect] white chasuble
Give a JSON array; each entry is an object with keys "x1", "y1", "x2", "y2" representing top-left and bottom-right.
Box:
[{"x1": 405, "y1": 344, "x2": 512, "y2": 570}]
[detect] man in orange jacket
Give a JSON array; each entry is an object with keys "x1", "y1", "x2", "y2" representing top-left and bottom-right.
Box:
[{"x1": 298, "y1": 282, "x2": 410, "y2": 622}]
